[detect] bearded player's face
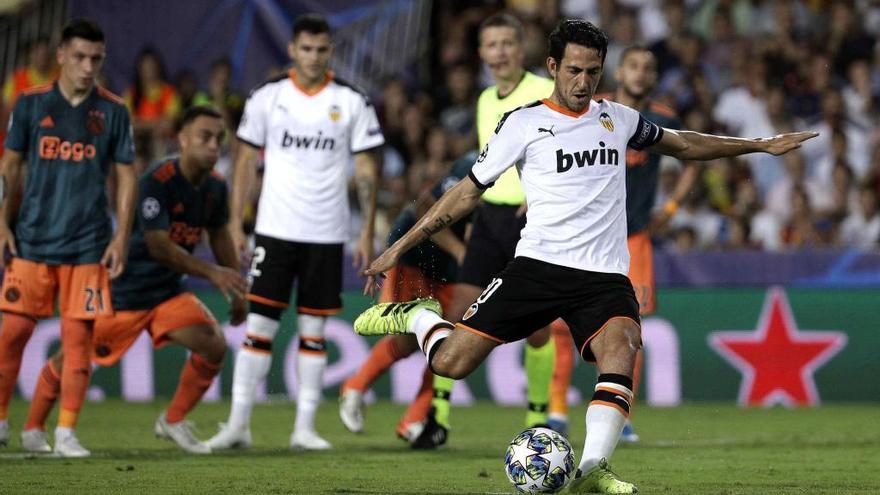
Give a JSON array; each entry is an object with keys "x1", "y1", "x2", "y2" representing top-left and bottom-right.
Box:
[{"x1": 615, "y1": 50, "x2": 657, "y2": 99}]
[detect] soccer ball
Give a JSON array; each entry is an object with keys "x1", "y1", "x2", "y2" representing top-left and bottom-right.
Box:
[{"x1": 504, "y1": 427, "x2": 575, "y2": 493}]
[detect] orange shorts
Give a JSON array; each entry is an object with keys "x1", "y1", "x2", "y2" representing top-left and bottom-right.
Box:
[
  {"x1": 91, "y1": 292, "x2": 217, "y2": 367},
  {"x1": 380, "y1": 264, "x2": 455, "y2": 316},
  {"x1": 627, "y1": 230, "x2": 655, "y2": 315},
  {"x1": 0, "y1": 258, "x2": 112, "y2": 319}
]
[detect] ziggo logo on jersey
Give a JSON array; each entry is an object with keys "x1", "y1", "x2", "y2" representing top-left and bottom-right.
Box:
[{"x1": 39, "y1": 136, "x2": 97, "y2": 161}]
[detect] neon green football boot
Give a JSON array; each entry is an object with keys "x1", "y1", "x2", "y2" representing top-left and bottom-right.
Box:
[
  {"x1": 353, "y1": 298, "x2": 442, "y2": 336},
  {"x1": 567, "y1": 458, "x2": 638, "y2": 494}
]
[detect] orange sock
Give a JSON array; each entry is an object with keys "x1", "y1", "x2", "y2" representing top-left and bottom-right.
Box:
[
  {"x1": 166, "y1": 354, "x2": 221, "y2": 424},
  {"x1": 549, "y1": 320, "x2": 575, "y2": 417},
  {"x1": 0, "y1": 312, "x2": 38, "y2": 420},
  {"x1": 24, "y1": 359, "x2": 61, "y2": 430},
  {"x1": 343, "y1": 336, "x2": 410, "y2": 393},
  {"x1": 58, "y1": 318, "x2": 93, "y2": 428},
  {"x1": 398, "y1": 366, "x2": 433, "y2": 431}
]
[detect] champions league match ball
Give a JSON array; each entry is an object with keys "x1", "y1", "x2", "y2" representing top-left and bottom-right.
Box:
[{"x1": 504, "y1": 427, "x2": 576, "y2": 493}]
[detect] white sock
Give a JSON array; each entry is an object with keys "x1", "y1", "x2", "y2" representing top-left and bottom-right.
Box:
[
  {"x1": 578, "y1": 377, "x2": 633, "y2": 473},
  {"x1": 55, "y1": 426, "x2": 74, "y2": 440},
  {"x1": 294, "y1": 314, "x2": 327, "y2": 434},
  {"x1": 228, "y1": 314, "x2": 278, "y2": 430},
  {"x1": 410, "y1": 308, "x2": 452, "y2": 360}
]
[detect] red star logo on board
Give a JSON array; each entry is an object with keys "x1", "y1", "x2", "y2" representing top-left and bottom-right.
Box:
[{"x1": 708, "y1": 287, "x2": 847, "y2": 407}]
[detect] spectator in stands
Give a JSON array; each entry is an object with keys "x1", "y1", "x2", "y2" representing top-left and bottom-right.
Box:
[
  {"x1": 0, "y1": 37, "x2": 57, "y2": 155},
  {"x1": 826, "y1": 160, "x2": 859, "y2": 222},
  {"x1": 781, "y1": 186, "x2": 825, "y2": 248},
  {"x1": 2, "y1": 37, "x2": 57, "y2": 109},
  {"x1": 801, "y1": 89, "x2": 872, "y2": 183},
  {"x1": 438, "y1": 62, "x2": 477, "y2": 156},
  {"x1": 766, "y1": 151, "x2": 829, "y2": 222},
  {"x1": 175, "y1": 69, "x2": 199, "y2": 110},
  {"x1": 193, "y1": 58, "x2": 245, "y2": 131},
  {"x1": 668, "y1": 179, "x2": 724, "y2": 248},
  {"x1": 125, "y1": 47, "x2": 180, "y2": 140},
  {"x1": 650, "y1": 0, "x2": 688, "y2": 77},
  {"x1": 842, "y1": 60, "x2": 877, "y2": 129},
  {"x1": 828, "y1": 1, "x2": 876, "y2": 80},
  {"x1": 839, "y1": 184, "x2": 880, "y2": 250}
]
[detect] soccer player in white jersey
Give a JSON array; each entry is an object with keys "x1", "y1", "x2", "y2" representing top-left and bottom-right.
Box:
[
  {"x1": 354, "y1": 19, "x2": 815, "y2": 493},
  {"x1": 208, "y1": 13, "x2": 383, "y2": 451}
]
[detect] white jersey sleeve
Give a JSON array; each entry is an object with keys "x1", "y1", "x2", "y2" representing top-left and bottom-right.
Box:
[
  {"x1": 237, "y1": 85, "x2": 272, "y2": 148},
  {"x1": 469, "y1": 110, "x2": 527, "y2": 189},
  {"x1": 350, "y1": 94, "x2": 385, "y2": 153}
]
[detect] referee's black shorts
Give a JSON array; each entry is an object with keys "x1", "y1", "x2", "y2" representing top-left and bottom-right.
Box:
[{"x1": 458, "y1": 257, "x2": 640, "y2": 362}]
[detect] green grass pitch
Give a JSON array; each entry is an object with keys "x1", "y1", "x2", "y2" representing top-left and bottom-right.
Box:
[{"x1": 1, "y1": 400, "x2": 878, "y2": 494}]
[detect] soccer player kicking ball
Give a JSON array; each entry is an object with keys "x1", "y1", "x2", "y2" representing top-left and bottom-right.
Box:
[
  {"x1": 354, "y1": 19, "x2": 815, "y2": 493},
  {"x1": 21, "y1": 106, "x2": 247, "y2": 455},
  {"x1": 0, "y1": 18, "x2": 138, "y2": 458},
  {"x1": 548, "y1": 46, "x2": 700, "y2": 442}
]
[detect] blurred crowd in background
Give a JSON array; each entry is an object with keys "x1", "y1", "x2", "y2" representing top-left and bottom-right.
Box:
[{"x1": 2, "y1": 0, "x2": 880, "y2": 253}]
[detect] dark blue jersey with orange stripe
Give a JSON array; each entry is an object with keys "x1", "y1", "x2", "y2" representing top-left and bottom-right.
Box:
[
  {"x1": 111, "y1": 158, "x2": 228, "y2": 310},
  {"x1": 598, "y1": 95, "x2": 681, "y2": 235},
  {"x1": 4, "y1": 82, "x2": 135, "y2": 264},
  {"x1": 389, "y1": 151, "x2": 474, "y2": 282}
]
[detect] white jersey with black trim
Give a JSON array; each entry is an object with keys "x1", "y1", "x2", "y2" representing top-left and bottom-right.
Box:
[
  {"x1": 237, "y1": 71, "x2": 385, "y2": 243},
  {"x1": 469, "y1": 98, "x2": 663, "y2": 275}
]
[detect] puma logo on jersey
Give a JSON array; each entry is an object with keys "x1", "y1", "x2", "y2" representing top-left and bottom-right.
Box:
[
  {"x1": 556, "y1": 141, "x2": 619, "y2": 172},
  {"x1": 538, "y1": 125, "x2": 555, "y2": 136},
  {"x1": 281, "y1": 129, "x2": 336, "y2": 150}
]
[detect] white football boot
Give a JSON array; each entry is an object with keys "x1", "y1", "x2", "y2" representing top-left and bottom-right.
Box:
[
  {"x1": 54, "y1": 428, "x2": 90, "y2": 458},
  {"x1": 205, "y1": 422, "x2": 252, "y2": 450},
  {"x1": 21, "y1": 428, "x2": 52, "y2": 453},
  {"x1": 289, "y1": 429, "x2": 332, "y2": 451},
  {"x1": 154, "y1": 413, "x2": 211, "y2": 454},
  {"x1": 338, "y1": 389, "x2": 365, "y2": 433}
]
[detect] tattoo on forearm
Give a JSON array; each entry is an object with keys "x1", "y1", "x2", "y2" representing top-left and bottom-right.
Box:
[
  {"x1": 0, "y1": 176, "x2": 6, "y2": 204},
  {"x1": 356, "y1": 178, "x2": 374, "y2": 213},
  {"x1": 421, "y1": 214, "x2": 453, "y2": 238}
]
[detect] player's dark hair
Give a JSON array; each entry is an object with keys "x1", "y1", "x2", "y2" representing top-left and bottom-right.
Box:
[
  {"x1": 177, "y1": 105, "x2": 223, "y2": 131},
  {"x1": 618, "y1": 45, "x2": 654, "y2": 66},
  {"x1": 548, "y1": 19, "x2": 608, "y2": 65},
  {"x1": 293, "y1": 13, "x2": 331, "y2": 39},
  {"x1": 478, "y1": 12, "x2": 524, "y2": 42},
  {"x1": 60, "y1": 18, "x2": 104, "y2": 45}
]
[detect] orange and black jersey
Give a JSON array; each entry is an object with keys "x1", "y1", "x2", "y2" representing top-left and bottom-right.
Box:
[
  {"x1": 4, "y1": 82, "x2": 134, "y2": 264},
  {"x1": 111, "y1": 158, "x2": 228, "y2": 310}
]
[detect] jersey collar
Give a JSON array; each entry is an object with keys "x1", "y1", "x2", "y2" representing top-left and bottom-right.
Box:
[
  {"x1": 541, "y1": 98, "x2": 596, "y2": 118},
  {"x1": 289, "y1": 69, "x2": 333, "y2": 96}
]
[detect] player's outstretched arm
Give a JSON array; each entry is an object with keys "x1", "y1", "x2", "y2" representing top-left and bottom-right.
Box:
[
  {"x1": 650, "y1": 129, "x2": 819, "y2": 161},
  {"x1": 102, "y1": 163, "x2": 138, "y2": 279},
  {"x1": 353, "y1": 149, "x2": 380, "y2": 271},
  {"x1": 414, "y1": 189, "x2": 466, "y2": 264},
  {"x1": 208, "y1": 225, "x2": 248, "y2": 325},
  {"x1": 0, "y1": 149, "x2": 24, "y2": 264},
  {"x1": 145, "y1": 229, "x2": 248, "y2": 303},
  {"x1": 228, "y1": 142, "x2": 261, "y2": 255},
  {"x1": 363, "y1": 176, "x2": 483, "y2": 296}
]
